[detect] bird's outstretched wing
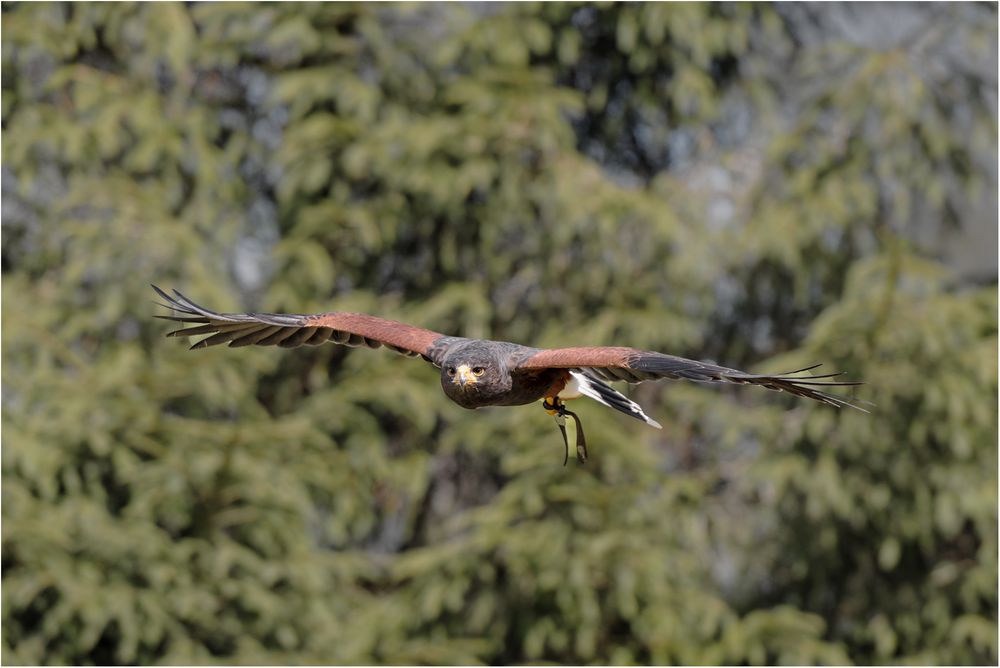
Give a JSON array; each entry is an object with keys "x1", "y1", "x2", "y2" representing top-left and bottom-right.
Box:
[
  {"x1": 152, "y1": 285, "x2": 454, "y2": 363},
  {"x1": 516, "y1": 346, "x2": 867, "y2": 411}
]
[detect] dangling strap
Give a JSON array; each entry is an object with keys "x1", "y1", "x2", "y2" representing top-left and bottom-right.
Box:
[
  {"x1": 562, "y1": 408, "x2": 587, "y2": 463},
  {"x1": 555, "y1": 414, "x2": 570, "y2": 466},
  {"x1": 544, "y1": 397, "x2": 588, "y2": 465}
]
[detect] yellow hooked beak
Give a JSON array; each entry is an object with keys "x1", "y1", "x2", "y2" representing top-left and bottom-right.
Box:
[{"x1": 454, "y1": 364, "x2": 478, "y2": 387}]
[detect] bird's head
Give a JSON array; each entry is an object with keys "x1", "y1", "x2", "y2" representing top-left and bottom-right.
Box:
[{"x1": 440, "y1": 345, "x2": 511, "y2": 408}]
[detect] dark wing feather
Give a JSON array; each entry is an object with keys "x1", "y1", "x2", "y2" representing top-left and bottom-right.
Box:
[
  {"x1": 153, "y1": 285, "x2": 453, "y2": 363},
  {"x1": 516, "y1": 346, "x2": 867, "y2": 412}
]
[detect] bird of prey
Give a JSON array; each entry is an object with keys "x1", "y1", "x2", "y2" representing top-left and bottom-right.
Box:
[{"x1": 153, "y1": 286, "x2": 864, "y2": 464}]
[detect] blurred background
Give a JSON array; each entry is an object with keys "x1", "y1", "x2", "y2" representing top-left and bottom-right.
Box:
[{"x1": 2, "y1": 2, "x2": 997, "y2": 665}]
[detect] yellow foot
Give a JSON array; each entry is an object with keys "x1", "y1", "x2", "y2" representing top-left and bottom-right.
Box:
[{"x1": 542, "y1": 396, "x2": 563, "y2": 415}]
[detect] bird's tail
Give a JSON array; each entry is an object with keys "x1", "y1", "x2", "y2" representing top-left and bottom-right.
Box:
[{"x1": 569, "y1": 369, "x2": 662, "y2": 429}]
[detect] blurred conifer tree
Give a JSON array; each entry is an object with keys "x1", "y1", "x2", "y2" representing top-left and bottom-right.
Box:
[{"x1": 2, "y1": 2, "x2": 995, "y2": 664}]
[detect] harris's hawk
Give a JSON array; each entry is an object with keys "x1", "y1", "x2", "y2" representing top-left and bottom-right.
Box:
[{"x1": 153, "y1": 286, "x2": 865, "y2": 464}]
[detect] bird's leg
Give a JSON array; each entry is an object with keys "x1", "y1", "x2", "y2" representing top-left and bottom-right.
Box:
[{"x1": 542, "y1": 397, "x2": 587, "y2": 465}]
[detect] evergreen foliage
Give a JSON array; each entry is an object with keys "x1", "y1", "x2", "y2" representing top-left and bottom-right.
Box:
[{"x1": 3, "y1": 3, "x2": 996, "y2": 664}]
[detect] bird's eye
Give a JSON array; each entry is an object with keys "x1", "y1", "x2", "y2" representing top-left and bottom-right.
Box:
[
  {"x1": 447, "y1": 367, "x2": 456, "y2": 376},
  {"x1": 472, "y1": 367, "x2": 485, "y2": 376}
]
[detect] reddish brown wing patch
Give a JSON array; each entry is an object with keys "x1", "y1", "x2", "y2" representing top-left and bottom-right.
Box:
[
  {"x1": 517, "y1": 346, "x2": 637, "y2": 369},
  {"x1": 304, "y1": 312, "x2": 444, "y2": 356},
  {"x1": 153, "y1": 286, "x2": 446, "y2": 359}
]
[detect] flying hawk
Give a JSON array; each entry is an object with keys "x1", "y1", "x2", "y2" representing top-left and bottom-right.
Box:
[{"x1": 153, "y1": 286, "x2": 864, "y2": 464}]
